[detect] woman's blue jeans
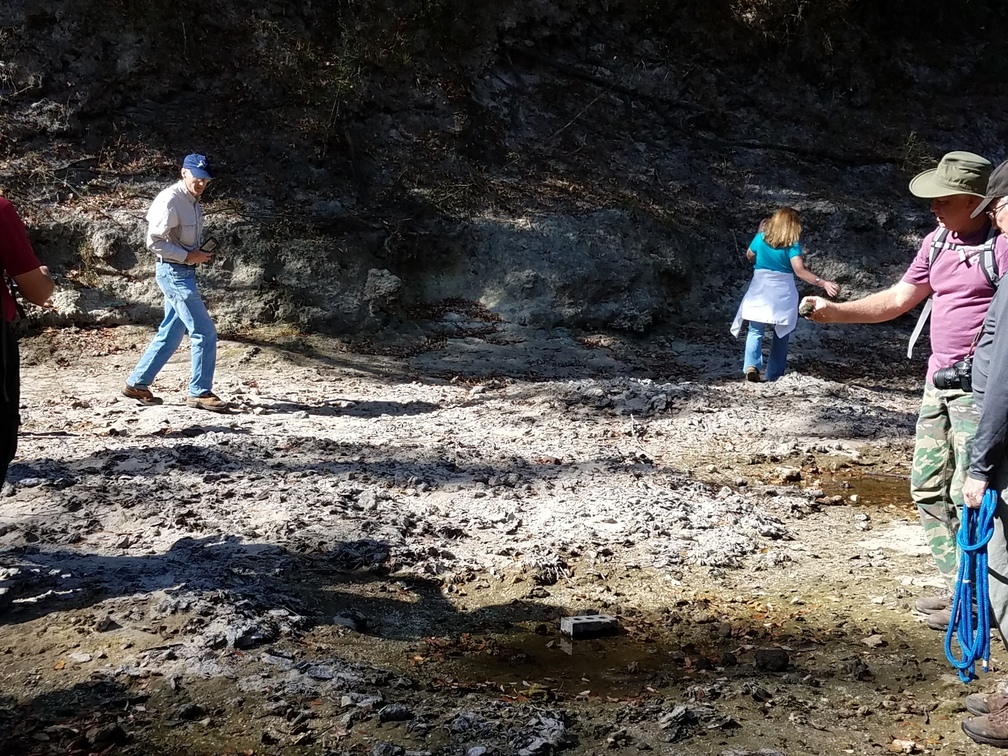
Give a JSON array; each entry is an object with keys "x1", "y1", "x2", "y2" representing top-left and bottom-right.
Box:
[
  {"x1": 127, "y1": 261, "x2": 217, "y2": 397},
  {"x1": 743, "y1": 321, "x2": 789, "y2": 381}
]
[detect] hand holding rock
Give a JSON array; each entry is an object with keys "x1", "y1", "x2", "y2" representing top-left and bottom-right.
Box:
[{"x1": 800, "y1": 296, "x2": 836, "y2": 322}]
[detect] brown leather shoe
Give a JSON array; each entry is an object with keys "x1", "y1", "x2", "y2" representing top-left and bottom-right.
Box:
[
  {"x1": 122, "y1": 383, "x2": 163, "y2": 406},
  {"x1": 966, "y1": 692, "x2": 1008, "y2": 716},
  {"x1": 963, "y1": 703, "x2": 1008, "y2": 746},
  {"x1": 745, "y1": 366, "x2": 761, "y2": 383},
  {"x1": 186, "y1": 392, "x2": 229, "y2": 413}
]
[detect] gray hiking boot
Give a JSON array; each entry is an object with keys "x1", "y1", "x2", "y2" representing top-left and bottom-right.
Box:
[
  {"x1": 924, "y1": 607, "x2": 951, "y2": 631},
  {"x1": 914, "y1": 595, "x2": 950, "y2": 614},
  {"x1": 963, "y1": 703, "x2": 1008, "y2": 747},
  {"x1": 966, "y1": 692, "x2": 1008, "y2": 716}
]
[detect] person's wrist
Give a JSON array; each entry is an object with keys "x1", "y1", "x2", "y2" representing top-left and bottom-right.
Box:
[{"x1": 815, "y1": 277, "x2": 822, "y2": 287}]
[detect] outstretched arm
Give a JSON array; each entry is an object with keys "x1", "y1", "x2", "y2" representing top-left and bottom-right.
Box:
[
  {"x1": 790, "y1": 256, "x2": 839, "y2": 297},
  {"x1": 803, "y1": 280, "x2": 931, "y2": 324}
]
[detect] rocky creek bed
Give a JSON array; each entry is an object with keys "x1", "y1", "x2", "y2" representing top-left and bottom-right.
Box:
[{"x1": 0, "y1": 319, "x2": 996, "y2": 755}]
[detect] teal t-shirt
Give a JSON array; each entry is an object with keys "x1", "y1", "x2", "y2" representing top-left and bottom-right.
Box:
[{"x1": 750, "y1": 231, "x2": 801, "y2": 273}]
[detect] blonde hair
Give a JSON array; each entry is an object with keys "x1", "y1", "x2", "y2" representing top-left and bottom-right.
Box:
[{"x1": 759, "y1": 207, "x2": 802, "y2": 249}]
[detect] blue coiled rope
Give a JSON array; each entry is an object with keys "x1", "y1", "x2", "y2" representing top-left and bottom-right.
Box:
[{"x1": 945, "y1": 488, "x2": 998, "y2": 683}]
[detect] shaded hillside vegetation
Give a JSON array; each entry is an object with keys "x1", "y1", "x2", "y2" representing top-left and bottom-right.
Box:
[{"x1": 1, "y1": 0, "x2": 1007, "y2": 338}]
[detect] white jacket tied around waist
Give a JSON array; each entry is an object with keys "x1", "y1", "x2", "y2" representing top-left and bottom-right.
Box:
[{"x1": 730, "y1": 269, "x2": 799, "y2": 339}]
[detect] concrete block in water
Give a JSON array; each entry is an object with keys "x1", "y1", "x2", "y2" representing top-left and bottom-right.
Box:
[{"x1": 559, "y1": 614, "x2": 619, "y2": 639}]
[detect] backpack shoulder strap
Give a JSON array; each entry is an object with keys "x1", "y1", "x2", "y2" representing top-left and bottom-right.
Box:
[
  {"x1": 909, "y1": 229, "x2": 951, "y2": 358},
  {"x1": 907, "y1": 300, "x2": 932, "y2": 359},
  {"x1": 929, "y1": 227, "x2": 950, "y2": 267},
  {"x1": 980, "y1": 226, "x2": 1000, "y2": 289}
]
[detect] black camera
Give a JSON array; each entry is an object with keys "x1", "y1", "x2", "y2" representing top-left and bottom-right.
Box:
[{"x1": 933, "y1": 358, "x2": 973, "y2": 392}]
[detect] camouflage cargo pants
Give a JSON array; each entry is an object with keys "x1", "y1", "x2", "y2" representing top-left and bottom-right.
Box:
[{"x1": 911, "y1": 384, "x2": 977, "y2": 586}]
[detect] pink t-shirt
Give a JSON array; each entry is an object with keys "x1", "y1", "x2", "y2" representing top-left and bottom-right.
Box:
[
  {"x1": 0, "y1": 199, "x2": 44, "y2": 322},
  {"x1": 902, "y1": 224, "x2": 1008, "y2": 383}
]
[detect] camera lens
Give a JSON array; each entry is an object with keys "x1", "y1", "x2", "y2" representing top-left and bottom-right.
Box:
[{"x1": 932, "y1": 366, "x2": 958, "y2": 390}]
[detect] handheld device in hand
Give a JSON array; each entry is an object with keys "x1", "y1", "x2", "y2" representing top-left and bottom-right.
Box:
[{"x1": 201, "y1": 237, "x2": 219, "y2": 254}]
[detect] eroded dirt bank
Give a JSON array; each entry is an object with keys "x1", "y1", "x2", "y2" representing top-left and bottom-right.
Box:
[{"x1": 0, "y1": 321, "x2": 993, "y2": 755}]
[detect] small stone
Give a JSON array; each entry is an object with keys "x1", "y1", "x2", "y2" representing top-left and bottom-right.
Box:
[
  {"x1": 86, "y1": 724, "x2": 127, "y2": 747},
  {"x1": 378, "y1": 703, "x2": 413, "y2": 722},
  {"x1": 261, "y1": 730, "x2": 281, "y2": 745},
  {"x1": 176, "y1": 703, "x2": 206, "y2": 720},
  {"x1": 333, "y1": 611, "x2": 367, "y2": 632},
  {"x1": 754, "y1": 648, "x2": 790, "y2": 672}
]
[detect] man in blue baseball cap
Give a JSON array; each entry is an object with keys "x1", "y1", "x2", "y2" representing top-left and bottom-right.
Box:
[
  {"x1": 122, "y1": 153, "x2": 228, "y2": 412},
  {"x1": 182, "y1": 153, "x2": 213, "y2": 180}
]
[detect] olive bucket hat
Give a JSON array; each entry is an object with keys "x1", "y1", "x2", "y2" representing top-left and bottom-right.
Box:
[
  {"x1": 971, "y1": 159, "x2": 1008, "y2": 218},
  {"x1": 909, "y1": 151, "x2": 991, "y2": 199}
]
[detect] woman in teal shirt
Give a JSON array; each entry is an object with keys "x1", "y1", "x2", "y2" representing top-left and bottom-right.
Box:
[{"x1": 731, "y1": 207, "x2": 839, "y2": 381}]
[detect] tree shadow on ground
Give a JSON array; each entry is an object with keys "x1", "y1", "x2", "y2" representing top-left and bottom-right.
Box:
[
  {"x1": 0, "y1": 530, "x2": 942, "y2": 755},
  {"x1": 238, "y1": 396, "x2": 442, "y2": 418},
  {"x1": 0, "y1": 677, "x2": 265, "y2": 756},
  {"x1": 7, "y1": 435, "x2": 678, "y2": 489},
  {"x1": 0, "y1": 535, "x2": 558, "y2": 639}
]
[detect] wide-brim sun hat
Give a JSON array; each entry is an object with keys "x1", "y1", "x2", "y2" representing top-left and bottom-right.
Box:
[
  {"x1": 971, "y1": 159, "x2": 1008, "y2": 218},
  {"x1": 909, "y1": 150, "x2": 991, "y2": 199}
]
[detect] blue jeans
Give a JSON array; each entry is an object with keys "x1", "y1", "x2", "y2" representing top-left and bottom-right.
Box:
[
  {"x1": 127, "y1": 261, "x2": 217, "y2": 397},
  {"x1": 743, "y1": 321, "x2": 789, "y2": 381}
]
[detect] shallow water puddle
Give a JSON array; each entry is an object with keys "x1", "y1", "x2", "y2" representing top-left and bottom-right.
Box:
[
  {"x1": 421, "y1": 630, "x2": 676, "y2": 698},
  {"x1": 821, "y1": 471, "x2": 912, "y2": 511}
]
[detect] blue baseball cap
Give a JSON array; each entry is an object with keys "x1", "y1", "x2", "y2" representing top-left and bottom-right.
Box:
[{"x1": 182, "y1": 153, "x2": 213, "y2": 180}]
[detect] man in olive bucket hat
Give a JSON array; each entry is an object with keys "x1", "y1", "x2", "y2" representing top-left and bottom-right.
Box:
[{"x1": 803, "y1": 151, "x2": 1008, "y2": 630}]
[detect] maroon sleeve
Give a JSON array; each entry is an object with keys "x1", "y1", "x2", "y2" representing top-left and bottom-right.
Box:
[
  {"x1": 0, "y1": 198, "x2": 43, "y2": 277},
  {"x1": 902, "y1": 230, "x2": 935, "y2": 287}
]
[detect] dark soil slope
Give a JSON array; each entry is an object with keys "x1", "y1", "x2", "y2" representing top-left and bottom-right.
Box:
[{"x1": 1, "y1": 0, "x2": 1007, "y2": 337}]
